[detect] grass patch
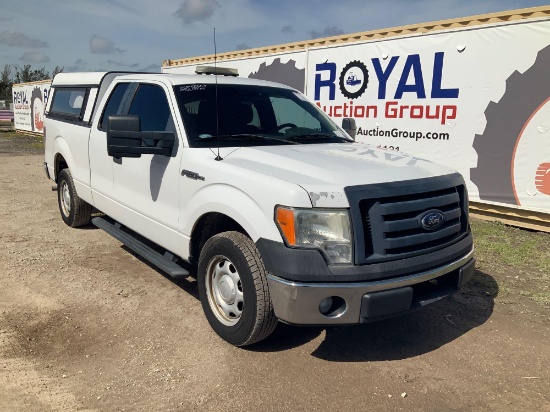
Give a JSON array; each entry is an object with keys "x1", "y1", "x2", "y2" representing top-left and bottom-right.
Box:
[
  {"x1": 0, "y1": 130, "x2": 44, "y2": 153},
  {"x1": 25, "y1": 141, "x2": 45, "y2": 150},
  {"x1": 471, "y1": 219, "x2": 550, "y2": 308},
  {"x1": 0, "y1": 130, "x2": 19, "y2": 136},
  {"x1": 472, "y1": 219, "x2": 550, "y2": 274},
  {"x1": 532, "y1": 293, "x2": 550, "y2": 305}
]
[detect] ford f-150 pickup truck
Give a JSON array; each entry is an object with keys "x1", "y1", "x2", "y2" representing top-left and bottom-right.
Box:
[{"x1": 44, "y1": 68, "x2": 474, "y2": 346}]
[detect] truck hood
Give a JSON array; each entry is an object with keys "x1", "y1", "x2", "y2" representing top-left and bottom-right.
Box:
[{"x1": 222, "y1": 143, "x2": 458, "y2": 207}]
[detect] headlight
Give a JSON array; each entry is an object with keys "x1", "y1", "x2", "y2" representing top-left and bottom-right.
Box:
[{"x1": 275, "y1": 206, "x2": 352, "y2": 264}]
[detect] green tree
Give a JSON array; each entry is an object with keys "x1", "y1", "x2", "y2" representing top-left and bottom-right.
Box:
[
  {"x1": 51, "y1": 66, "x2": 64, "y2": 77},
  {"x1": 14, "y1": 64, "x2": 50, "y2": 83},
  {"x1": 0, "y1": 64, "x2": 13, "y2": 100}
]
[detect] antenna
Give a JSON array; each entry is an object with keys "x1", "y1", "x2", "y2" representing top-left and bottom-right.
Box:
[{"x1": 214, "y1": 28, "x2": 222, "y2": 161}]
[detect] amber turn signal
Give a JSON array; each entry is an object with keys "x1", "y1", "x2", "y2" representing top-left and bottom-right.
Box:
[{"x1": 275, "y1": 207, "x2": 296, "y2": 245}]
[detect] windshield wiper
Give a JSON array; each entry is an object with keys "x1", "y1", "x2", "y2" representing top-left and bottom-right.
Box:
[
  {"x1": 285, "y1": 132, "x2": 353, "y2": 142},
  {"x1": 198, "y1": 134, "x2": 299, "y2": 145}
]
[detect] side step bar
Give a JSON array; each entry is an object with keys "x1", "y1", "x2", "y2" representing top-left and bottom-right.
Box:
[{"x1": 92, "y1": 217, "x2": 189, "y2": 279}]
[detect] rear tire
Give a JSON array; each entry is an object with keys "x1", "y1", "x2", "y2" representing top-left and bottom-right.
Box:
[
  {"x1": 198, "y1": 231, "x2": 277, "y2": 346},
  {"x1": 57, "y1": 168, "x2": 92, "y2": 228}
]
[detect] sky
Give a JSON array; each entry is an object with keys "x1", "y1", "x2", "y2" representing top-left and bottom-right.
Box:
[{"x1": 0, "y1": 0, "x2": 548, "y2": 74}]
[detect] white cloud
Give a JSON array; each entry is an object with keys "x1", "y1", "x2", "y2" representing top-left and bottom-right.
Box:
[
  {"x1": 20, "y1": 51, "x2": 50, "y2": 63},
  {"x1": 98, "y1": 60, "x2": 142, "y2": 68},
  {"x1": 173, "y1": 0, "x2": 220, "y2": 24},
  {"x1": 309, "y1": 26, "x2": 345, "y2": 39},
  {"x1": 0, "y1": 31, "x2": 48, "y2": 48},
  {"x1": 90, "y1": 35, "x2": 125, "y2": 54},
  {"x1": 138, "y1": 63, "x2": 160, "y2": 72},
  {"x1": 99, "y1": 59, "x2": 129, "y2": 67},
  {"x1": 66, "y1": 59, "x2": 88, "y2": 72}
]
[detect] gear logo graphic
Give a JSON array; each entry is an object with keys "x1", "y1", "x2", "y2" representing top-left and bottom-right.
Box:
[
  {"x1": 339, "y1": 61, "x2": 369, "y2": 99},
  {"x1": 248, "y1": 58, "x2": 305, "y2": 92},
  {"x1": 471, "y1": 44, "x2": 550, "y2": 206}
]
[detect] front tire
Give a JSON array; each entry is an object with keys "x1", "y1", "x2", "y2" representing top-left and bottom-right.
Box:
[
  {"x1": 198, "y1": 232, "x2": 277, "y2": 346},
  {"x1": 57, "y1": 168, "x2": 92, "y2": 228}
]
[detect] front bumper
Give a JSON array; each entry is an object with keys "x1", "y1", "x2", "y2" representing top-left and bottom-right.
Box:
[{"x1": 267, "y1": 249, "x2": 474, "y2": 325}]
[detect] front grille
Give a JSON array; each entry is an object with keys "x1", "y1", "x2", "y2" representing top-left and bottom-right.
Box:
[{"x1": 345, "y1": 174, "x2": 469, "y2": 265}]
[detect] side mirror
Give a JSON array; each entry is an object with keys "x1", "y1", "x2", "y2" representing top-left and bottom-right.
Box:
[
  {"x1": 107, "y1": 115, "x2": 175, "y2": 158},
  {"x1": 342, "y1": 118, "x2": 356, "y2": 140}
]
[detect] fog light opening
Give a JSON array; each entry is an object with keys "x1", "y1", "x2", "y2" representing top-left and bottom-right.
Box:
[{"x1": 319, "y1": 296, "x2": 346, "y2": 318}]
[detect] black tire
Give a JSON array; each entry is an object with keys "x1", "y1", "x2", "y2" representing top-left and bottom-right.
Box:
[
  {"x1": 57, "y1": 168, "x2": 92, "y2": 228},
  {"x1": 197, "y1": 231, "x2": 277, "y2": 346}
]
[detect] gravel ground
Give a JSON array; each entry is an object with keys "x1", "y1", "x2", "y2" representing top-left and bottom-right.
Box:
[{"x1": 0, "y1": 134, "x2": 549, "y2": 411}]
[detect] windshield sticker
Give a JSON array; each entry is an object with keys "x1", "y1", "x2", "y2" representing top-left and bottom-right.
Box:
[
  {"x1": 180, "y1": 84, "x2": 206, "y2": 92},
  {"x1": 199, "y1": 134, "x2": 212, "y2": 139}
]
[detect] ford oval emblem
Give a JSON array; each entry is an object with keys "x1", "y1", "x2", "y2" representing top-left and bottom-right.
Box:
[{"x1": 420, "y1": 210, "x2": 445, "y2": 230}]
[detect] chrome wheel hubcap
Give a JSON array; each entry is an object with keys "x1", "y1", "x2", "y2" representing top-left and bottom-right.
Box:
[
  {"x1": 60, "y1": 181, "x2": 71, "y2": 216},
  {"x1": 206, "y1": 256, "x2": 244, "y2": 326}
]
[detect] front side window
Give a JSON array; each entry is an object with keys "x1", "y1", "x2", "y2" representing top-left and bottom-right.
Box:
[
  {"x1": 99, "y1": 82, "x2": 130, "y2": 130},
  {"x1": 174, "y1": 84, "x2": 351, "y2": 148},
  {"x1": 128, "y1": 84, "x2": 173, "y2": 132}
]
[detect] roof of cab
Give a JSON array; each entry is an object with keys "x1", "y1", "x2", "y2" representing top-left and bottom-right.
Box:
[
  {"x1": 118, "y1": 73, "x2": 295, "y2": 89},
  {"x1": 51, "y1": 71, "x2": 295, "y2": 90}
]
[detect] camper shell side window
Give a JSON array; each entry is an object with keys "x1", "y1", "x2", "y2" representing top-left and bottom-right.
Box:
[{"x1": 48, "y1": 87, "x2": 90, "y2": 124}]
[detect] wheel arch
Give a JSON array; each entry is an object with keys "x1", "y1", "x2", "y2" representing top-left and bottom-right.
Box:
[
  {"x1": 189, "y1": 212, "x2": 247, "y2": 265},
  {"x1": 52, "y1": 138, "x2": 76, "y2": 182},
  {"x1": 183, "y1": 184, "x2": 284, "y2": 263}
]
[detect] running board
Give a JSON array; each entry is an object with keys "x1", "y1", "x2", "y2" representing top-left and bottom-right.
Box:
[{"x1": 92, "y1": 217, "x2": 189, "y2": 278}]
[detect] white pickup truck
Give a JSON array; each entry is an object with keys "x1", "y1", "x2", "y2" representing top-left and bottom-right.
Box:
[{"x1": 44, "y1": 69, "x2": 474, "y2": 346}]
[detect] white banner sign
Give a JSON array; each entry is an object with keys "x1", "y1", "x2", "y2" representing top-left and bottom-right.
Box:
[
  {"x1": 12, "y1": 82, "x2": 50, "y2": 133},
  {"x1": 306, "y1": 19, "x2": 550, "y2": 212},
  {"x1": 166, "y1": 19, "x2": 550, "y2": 213}
]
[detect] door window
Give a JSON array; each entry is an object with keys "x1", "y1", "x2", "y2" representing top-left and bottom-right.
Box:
[
  {"x1": 99, "y1": 83, "x2": 130, "y2": 130},
  {"x1": 128, "y1": 84, "x2": 173, "y2": 132}
]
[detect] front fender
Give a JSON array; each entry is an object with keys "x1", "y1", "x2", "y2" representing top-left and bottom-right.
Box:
[{"x1": 181, "y1": 183, "x2": 285, "y2": 244}]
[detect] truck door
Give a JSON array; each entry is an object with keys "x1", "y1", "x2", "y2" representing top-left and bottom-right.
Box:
[
  {"x1": 89, "y1": 82, "x2": 133, "y2": 213},
  {"x1": 110, "y1": 82, "x2": 184, "y2": 252}
]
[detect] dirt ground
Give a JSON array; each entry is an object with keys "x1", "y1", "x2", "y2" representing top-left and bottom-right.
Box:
[{"x1": 1, "y1": 133, "x2": 549, "y2": 411}]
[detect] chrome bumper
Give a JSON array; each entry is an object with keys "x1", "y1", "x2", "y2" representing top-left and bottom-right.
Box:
[{"x1": 267, "y1": 249, "x2": 475, "y2": 325}]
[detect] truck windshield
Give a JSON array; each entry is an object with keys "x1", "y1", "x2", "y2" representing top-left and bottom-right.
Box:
[{"x1": 174, "y1": 83, "x2": 352, "y2": 147}]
